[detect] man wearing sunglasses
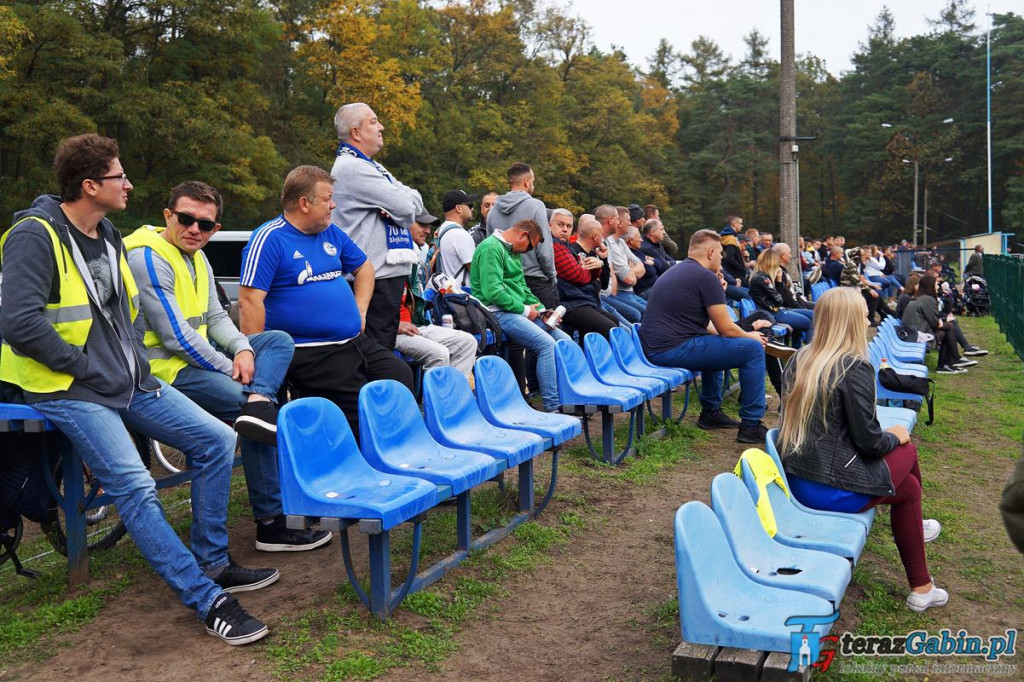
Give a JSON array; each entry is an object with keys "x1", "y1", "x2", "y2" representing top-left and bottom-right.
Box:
[
  {"x1": 124, "y1": 181, "x2": 332, "y2": 555},
  {"x1": 0, "y1": 134, "x2": 275, "y2": 645},
  {"x1": 470, "y1": 219, "x2": 571, "y2": 412}
]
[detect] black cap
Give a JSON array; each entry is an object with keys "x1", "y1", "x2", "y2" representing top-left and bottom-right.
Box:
[
  {"x1": 442, "y1": 189, "x2": 479, "y2": 213},
  {"x1": 628, "y1": 203, "x2": 644, "y2": 222},
  {"x1": 415, "y1": 210, "x2": 440, "y2": 226}
]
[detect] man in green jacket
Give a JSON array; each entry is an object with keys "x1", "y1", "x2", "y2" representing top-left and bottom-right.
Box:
[{"x1": 470, "y1": 219, "x2": 570, "y2": 411}]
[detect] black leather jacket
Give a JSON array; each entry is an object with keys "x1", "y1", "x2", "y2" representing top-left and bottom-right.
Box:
[
  {"x1": 749, "y1": 271, "x2": 784, "y2": 312},
  {"x1": 780, "y1": 354, "x2": 900, "y2": 497}
]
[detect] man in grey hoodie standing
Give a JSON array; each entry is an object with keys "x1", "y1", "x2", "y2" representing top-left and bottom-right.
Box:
[
  {"x1": 330, "y1": 103, "x2": 425, "y2": 350},
  {"x1": 486, "y1": 163, "x2": 558, "y2": 309},
  {"x1": 0, "y1": 134, "x2": 275, "y2": 645}
]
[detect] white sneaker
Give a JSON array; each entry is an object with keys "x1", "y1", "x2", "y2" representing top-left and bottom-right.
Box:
[
  {"x1": 923, "y1": 518, "x2": 941, "y2": 543},
  {"x1": 907, "y1": 583, "x2": 949, "y2": 612}
]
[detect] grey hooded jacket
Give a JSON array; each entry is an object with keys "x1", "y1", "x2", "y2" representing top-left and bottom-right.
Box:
[{"x1": 485, "y1": 190, "x2": 555, "y2": 284}]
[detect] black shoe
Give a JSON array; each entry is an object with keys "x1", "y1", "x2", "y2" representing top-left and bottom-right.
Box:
[
  {"x1": 737, "y1": 421, "x2": 769, "y2": 444},
  {"x1": 211, "y1": 557, "x2": 279, "y2": 593},
  {"x1": 963, "y1": 346, "x2": 988, "y2": 356},
  {"x1": 205, "y1": 593, "x2": 268, "y2": 646},
  {"x1": 234, "y1": 401, "x2": 279, "y2": 446},
  {"x1": 951, "y1": 358, "x2": 978, "y2": 368},
  {"x1": 936, "y1": 365, "x2": 967, "y2": 375},
  {"x1": 764, "y1": 341, "x2": 797, "y2": 361},
  {"x1": 256, "y1": 515, "x2": 333, "y2": 553},
  {"x1": 697, "y1": 410, "x2": 741, "y2": 430}
]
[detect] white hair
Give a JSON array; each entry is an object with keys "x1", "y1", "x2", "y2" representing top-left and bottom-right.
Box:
[
  {"x1": 550, "y1": 208, "x2": 573, "y2": 221},
  {"x1": 334, "y1": 103, "x2": 371, "y2": 142}
]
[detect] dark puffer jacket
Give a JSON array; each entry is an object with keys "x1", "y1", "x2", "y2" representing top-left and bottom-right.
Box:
[{"x1": 780, "y1": 354, "x2": 900, "y2": 497}]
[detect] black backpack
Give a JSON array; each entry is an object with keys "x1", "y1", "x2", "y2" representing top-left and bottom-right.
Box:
[
  {"x1": 432, "y1": 291, "x2": 503, "y2": 355},
  {"x1": 878, "y1": 367, "x2": 935, "y2": 426}
]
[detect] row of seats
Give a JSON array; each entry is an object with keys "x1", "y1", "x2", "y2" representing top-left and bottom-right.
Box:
[
  {"x1": 277, "y1": 356, "x2": 581, "y2": 620},
  {"x1": 674, "y1": 420, "x2": 918, "y2": 656}
]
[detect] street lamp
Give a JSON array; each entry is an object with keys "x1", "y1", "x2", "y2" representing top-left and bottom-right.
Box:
[{"x1": 882, "y1": 117, "x2": 955, "y2": 246}]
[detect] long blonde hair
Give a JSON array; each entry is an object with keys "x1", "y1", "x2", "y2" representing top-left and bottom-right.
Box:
[
  {"x1": 755, "y1": 247, "x2": 781, "y2": 281},
  {"x1": 778, "y1": 287, "x2": 871, "y2": 453}
]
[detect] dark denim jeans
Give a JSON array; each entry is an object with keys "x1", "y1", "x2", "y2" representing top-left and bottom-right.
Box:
[{"x1": 648, "y1": 334, "x2": 766, "y2": 425}]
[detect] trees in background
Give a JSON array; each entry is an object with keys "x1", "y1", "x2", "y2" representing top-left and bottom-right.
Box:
[{"x1": 1, "y1": 0, "x2": 1021, "y2": 246}]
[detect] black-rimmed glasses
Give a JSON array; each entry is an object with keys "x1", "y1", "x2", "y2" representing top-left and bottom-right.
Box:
[{"x1": 93, "y1": 173, "x2": 129, "y2": 185}]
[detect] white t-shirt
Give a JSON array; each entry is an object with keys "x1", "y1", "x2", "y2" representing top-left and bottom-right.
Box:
[
  {"x1": 606, "y1": 234, "x2": 639, "y2": 293},
  {"x1": 863, "y1": 255, "x2": 886, "y2": 278},
  {"x1": 437, "y1": 221, "x2": 475, "y2": 286}
]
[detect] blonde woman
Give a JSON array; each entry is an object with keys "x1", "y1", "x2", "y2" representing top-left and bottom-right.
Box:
[
  {"x1": 748, "y1": 248, "x2": 814, "y2": 347},
  {"x1": 778, "y1": 287, "x2": 947, "y2": 612}
]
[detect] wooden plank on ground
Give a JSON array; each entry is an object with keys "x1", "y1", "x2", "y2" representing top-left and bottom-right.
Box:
[
  {"x1": 712, "y1": 648, "x2": 766, "y2": 682},
  {"x1": 761, "y1": 651, "x2": 813, "y2": 682},
  {"x1": 671, "y1": 641, "x2": 718, "y2": 680}
]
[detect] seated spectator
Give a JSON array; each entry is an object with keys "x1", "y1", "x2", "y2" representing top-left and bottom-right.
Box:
[
  {"x1": 778, "y1": 287, "x2": 947, "y2": 612},
  {"x1": 864, "y1": 244, "x2": 902, "y2": 300},
  {"x1": 643, "y1": 204, "x2": 678, "y2": 255},
  {"x1": 639, "y1": 229, "x2": 768, "y2": 443},
  {"x1": 903, "y1": 275, "x2": 985, "y2": 374},
  {"x1": 396, "y1": 217, "x2": 478, "y2": 380},
  {"x1": 840, "y1": 247, "x2": 886, "y2": 326},
  {"x1": 720, "y1": 268, "x2": 752, "y2": 303},
  {"x1": 593, "y1": 205, "x2": 642, "y2": 323},
  {"x1": 239, "y1": 165, "x2": 414, "y2": 442},
  {"x1": 719, "y1": 217, "x2": 748, "y2": 284},
  {"x1": 625, "y1": 227, "x2": 658, "y2": 297},
  {"x1": 895, "y1": 272, "x2": 922, "y2": 319},
  {"x1": 1, "y1": 134, "x2": 274, "y2": 644},
  {"x1": 743, "y1": 228, "x2": 760, "y2": 268},
  {"x1": 758, "y1": 231, "x2": 774, "y2": 252},
  {"x1": 468, "y1": 191, "x2": 498, "y2": 246},
  {"x1": 748, "y1": 248, "x2": 814, "y2": 347},
  {"x1": 471, "y1": 219, "x2": 571, "y2": 411},
  {"x1": 605, "y1": 206, "x2": 648, "y2": 316},
  {"x1": 639, "y1": 218, "x2": 676, "y2": 275},
  {"x1": 552, "y1": 212, "x2": 619, "y2": 340},
  {"x1": 882, "y1": 245, "x2": 906, "y2": 287},
  {"x1": 823, "y1": 245, "x2": 845, "y2": 285},
  {"x1": 124, "y1": 181, "x2": 330, "y2": 553},
  {"x1": 434, "y1": 189, "x2": 478, "y2": 287}
]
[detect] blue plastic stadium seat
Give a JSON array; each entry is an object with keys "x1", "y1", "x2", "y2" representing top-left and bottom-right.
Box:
[
  {"x1": 422, "y1": 367, "x2": 545, "y2": 468},
  {"x1": 867, "y1": 344, "x2": 927, "y2": 407},
  {"x1": 358, "y1": 380, "x2": 503, "y2": 496},
  {"x1": 674, "y1": 501, "x2": 835, "y2": 652},
  {"x1": 473, "y1": 356, "x2": 581, "y2": 447},
  {"x1": 710, "y1": 473, "x2": 852, "y2": 606},
  {"x1": 277, "y1": 398, "x2": 438, "y2": 531},
  {"x1": 583, "y1": 332, "x2": 668, "y2": 399},
  {"x1": 763, "y1": 432, "x2": 875, "y2": 532},
  {"x1": 875, "y1": 405, "x2": 918, "y2": 433},
  {"x1": 609, "y1": 327, "x2": 690, "y2": 386},
  {"x1": 737, "y1": 455, "x2": 867, "y2": 563},
  {"x1": 869, "y1": 338, "x2": 928, "y2": 377},
  {"x1": 554, "y1": 339, "x2": 644, "y2": 412},
  {"x1": 0, "y1": 403, "x2": 53, "y2": 432}
]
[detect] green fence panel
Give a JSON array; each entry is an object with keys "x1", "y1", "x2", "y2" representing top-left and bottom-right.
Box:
[{"x1": 984, "y1": 255, "x2": 1024, "y2": 364}]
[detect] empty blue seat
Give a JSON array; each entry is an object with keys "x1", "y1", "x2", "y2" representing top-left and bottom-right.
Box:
[
  {"x1": 554, "y1": 339, "x2": 644, "y2": 464},
  {"x1": 710, "y1": 473, "x2": 852, "y2": 606},
  {"x1": 736, "y1": 454, "x2": 867, "y2": 562},
  {"x1": 473, "y1": 356, "x2": 581, "y2": 446},
  {"x1": 358, "y1": 380, "x2": 503, "y2": 496},
  {"x1": 868, "y1": 344, "x2": 927, "y2": 407},
  {"x1": 277, "y1": 398, "x2": 438, "y2": 530},
  {"x1": 422, "y1": 367, "x2": 545, "y2": 469},
  {"x1": 869, "y1": 338, "x2": 928, "y2": 377},
  {"x1": 584, "y1": 332, "x2": 668, "y2": 398},
  {"x1": 764, "y1": 431, "x2": 875, "y2": 532},
  {"x1": 878, "y1": 322, "x2": 926, "y2": 363},
  {"x1": 876, "y1": 405, "x2": 918, "y2": 432},
  {"x1": 675, "y1": 501, "x2": 836, "y2": 652},
  {"x1": 0, "y1": 403, "x2": 53, "y2": 432},
  {"x1": 608, "y1": 327, "x2": 689, "y2": 387}
]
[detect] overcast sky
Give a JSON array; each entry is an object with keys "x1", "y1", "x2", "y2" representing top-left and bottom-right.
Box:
[{"x1": 571, "y1": 0, "x2": 1016, "y2": 77}]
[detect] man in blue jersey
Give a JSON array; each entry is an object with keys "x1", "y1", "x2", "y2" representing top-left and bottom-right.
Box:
[{"x1": 238, "y1": 165, "x2": 413, "y2": 441}]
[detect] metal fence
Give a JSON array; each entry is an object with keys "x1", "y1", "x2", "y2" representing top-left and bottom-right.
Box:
[{"x1": 985, "y1": 255, "x2": 1024, "y2": 364}]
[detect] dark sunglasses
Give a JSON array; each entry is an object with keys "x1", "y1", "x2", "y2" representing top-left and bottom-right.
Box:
[
  {"x1": 522, "y1": 234, "x2": 536, "y2": 253},
  {"x1": 171, "y1": 210, "x2": 217, "y2": 232}
]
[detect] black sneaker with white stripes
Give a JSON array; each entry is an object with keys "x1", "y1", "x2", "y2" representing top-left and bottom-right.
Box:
[
  {"x1": 234, "y1": 400, "x2": 279, "y2": 446},
  {"x1": 211, "y1": 557, "x2": 279, "y2": 593},
  {"x1": 936, "y1": 365, "x2": 967, "y2": 375},
  {"x1": 205, "y1": 593, "x2": 268, "y2": 645},
  {"x1": 952, "y1": 358, "x2": 978, "y2": 368},
  {"x1": 963, "y1": 346, "x2": 988, "y2": 356}
]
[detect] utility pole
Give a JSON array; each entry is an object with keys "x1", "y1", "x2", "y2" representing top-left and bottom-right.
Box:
[
  {"x1": 778, "y1": 0, "x2": 799, "y2": 280},
  {"x1": 912, "y1": 160, "x2": 920, "y2": 247}
]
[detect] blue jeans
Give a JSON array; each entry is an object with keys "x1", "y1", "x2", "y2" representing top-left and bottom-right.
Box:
[
  {"x1": 493, "y1": 312, "x2": 571, "y2": 411},
  {"x1": 725, "y1": 285, "x2": 750, "y2": 303},
  {"x1": 868, "y1": 275, "x2": 901, "y2": 299},
  {"x1": 601, "y1": 294, "x2": 641, "y2": 324},
  {"x1": 34, "y1": 382, "x2": 235, "y2": 619},
  {"x1": 647, "y1": 335, "x2": 766, "y2": 425},
  {"x1": 599, "y1": 300, "x2": 632, "y2": 328},
  {"x1": 612, "y1": 290, "x2": 647, "y2": 316},
  {"x1": 775, "y1": 308, "x2": 815, "y2": 348},
  {"x1": 172, "y1": 330, "x2": 294, "y2": 519}
]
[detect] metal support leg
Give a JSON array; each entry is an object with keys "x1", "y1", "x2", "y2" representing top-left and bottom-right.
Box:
[
  {"x1": 533, "y1": 449, "x2": 560, "y2": 518},
  {"x1": 61, "y1": 444, "x2": 89, "y2": 585},
  {"x1": 517, "y1": 459, "x2": 535, "y2": 514},
  {"x1": 367, "y1": 531, "x2": 391, "y2": 621},
  {"x1": 456, "y1": 491, "x2": 472, "y2": 551}
]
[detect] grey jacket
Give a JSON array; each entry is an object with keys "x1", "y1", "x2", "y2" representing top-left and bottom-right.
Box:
[
  {"x1": 780, "y1": 354, "x2": 900, "y2": 497},
  {"x1": 485, "y1": 191, "x2": 555, "y2": 283},
  {"x1": 126, "y1": 238, "x2": 252, "y2": 377},
  {"x1": 0, "y1": 195, "x2": 159, "y2": 408},
  {"x1": 902, "y1": 294, "x2": 940, "y2": 335},
  {"x1": 330, "y1": 152, "x2": 424, "y2": 280}
]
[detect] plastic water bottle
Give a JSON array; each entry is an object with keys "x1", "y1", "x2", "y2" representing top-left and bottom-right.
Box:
[
  {"x1": 441, "y1": 314, "x2": 454, "y2": 329},
  {"x1": 880, "y1": 357, "x2": 891, "y2": 370}
]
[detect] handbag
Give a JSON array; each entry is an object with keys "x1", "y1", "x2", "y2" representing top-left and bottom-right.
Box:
[{"x1": 878, "y1": 367, "x2": 935, "y2": 425}]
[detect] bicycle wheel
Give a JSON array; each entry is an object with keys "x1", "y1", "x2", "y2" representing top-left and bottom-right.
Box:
[
  {"x1": 0, "y1": 518, "x2": 24, "y2": 567},
  {"x1": 43, "y1": 431, "x2": 152, "y2": 555},
  {"x1": 152, "y1": 440, "x2": 187, "y2": 475}
]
